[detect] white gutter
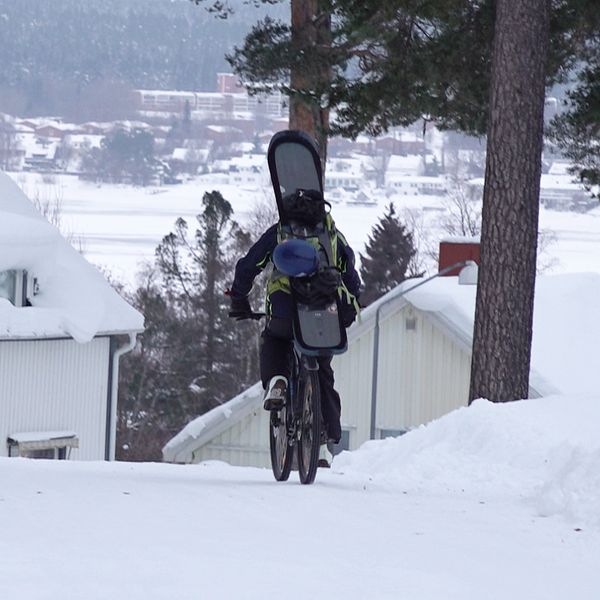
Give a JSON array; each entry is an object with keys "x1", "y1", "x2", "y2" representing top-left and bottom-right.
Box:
[{"x1": 108, "y1": 332, "x2": 138, "y2": 461}]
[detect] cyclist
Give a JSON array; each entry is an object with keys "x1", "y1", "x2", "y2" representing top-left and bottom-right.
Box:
[{"x1": 228, "y1": 190, "x2": 361, "y2": 467}]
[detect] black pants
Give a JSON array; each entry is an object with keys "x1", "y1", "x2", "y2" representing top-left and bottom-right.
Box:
[{"x1": 260, "y1": 317, "x2": 342, "y2": 443}]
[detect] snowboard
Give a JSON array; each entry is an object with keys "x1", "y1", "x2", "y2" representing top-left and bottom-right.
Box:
[
  {"x1": 267, "y1": 130, "x2": 347, "y2": 356},
  {"x1": 267, "y1": 130, "x2": 324, "y2": 224}
]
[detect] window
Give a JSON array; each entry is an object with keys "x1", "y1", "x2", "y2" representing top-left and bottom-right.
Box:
[
  {"x1": 380, "y1": 429, "x2": 408, "y2": 439},
  {"x1": 0, "y1": 270, "x2": 37, "y2": 306},
  {"x1": 7, "y1": 432, "x2": 79, "y2": 459},
  {"x1": 330, "y1": 429, "x2": 351, "y2": 456}
]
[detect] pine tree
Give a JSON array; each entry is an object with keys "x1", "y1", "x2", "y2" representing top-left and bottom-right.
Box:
[
  {"x1": 469, "y1": 0, "x2": 549, "y2": 404},
  {"x1": 225, "y1": 0, "x2": 597, "y2": 139},
  {"x1": 118, "y1": 191, "x2": 262, "y2": 460},
  {"x1": 359, "y1": 203, "x2": 419, "y2": 306},
  {"x1": 549, "y1": 60, "x2": 600, "y2": 199}
]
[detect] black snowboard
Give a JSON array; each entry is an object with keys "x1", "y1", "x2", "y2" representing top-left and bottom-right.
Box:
[
  {"x1": 267, "y1": 130, "x2": 323, "y2": 224},
  {"x1": 267, "y1": 130, "x2": 347, "y2": 356}
]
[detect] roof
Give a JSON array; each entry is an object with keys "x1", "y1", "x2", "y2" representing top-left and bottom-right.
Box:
[{"x1": 0, "y1": 173, "x2": 144, "y2": 342}]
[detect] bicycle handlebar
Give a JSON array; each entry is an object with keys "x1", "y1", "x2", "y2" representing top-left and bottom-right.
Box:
[{"x1": 228, "y1": 311, "x2": 266, "y2": 321}]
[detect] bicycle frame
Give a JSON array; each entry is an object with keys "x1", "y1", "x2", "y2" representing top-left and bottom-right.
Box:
[{"x1": 286, "y1": 348, "x2": 319, "y2": 443}]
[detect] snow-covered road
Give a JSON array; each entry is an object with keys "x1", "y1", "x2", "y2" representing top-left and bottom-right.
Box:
[{"x1": 2, "y1": 395, "x2": 599, "y2": 600}]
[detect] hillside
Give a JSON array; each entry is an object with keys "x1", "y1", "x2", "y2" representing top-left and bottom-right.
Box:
[{"x1": 0, "y1": 0, "x2": 286, "y2": 118}]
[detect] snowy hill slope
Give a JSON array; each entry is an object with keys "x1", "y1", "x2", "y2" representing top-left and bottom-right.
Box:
[{"x1": 1, "y1": 394, "x2": 599, "y2": 599}]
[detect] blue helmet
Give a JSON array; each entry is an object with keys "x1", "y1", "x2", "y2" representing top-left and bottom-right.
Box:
[{"x1": 272, "y1": 239, "x2": 319, "y2": 277}]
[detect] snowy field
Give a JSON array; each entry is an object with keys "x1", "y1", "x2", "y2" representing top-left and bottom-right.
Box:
[
  {"x1": 7, "y1": 171, "x2": 600, "y2": 288},
  {"x1": 1, "y1": 394, "x2": 599, "y2": 599}
]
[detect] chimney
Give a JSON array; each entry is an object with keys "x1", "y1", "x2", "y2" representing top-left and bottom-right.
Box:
[{"x1": 439, "y1": 238, "x2": 480, "y2": 276}]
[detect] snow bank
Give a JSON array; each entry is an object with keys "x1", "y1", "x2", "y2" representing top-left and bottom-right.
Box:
[{"x1": 334, "y1": 395, "x2": 600, "y2": 527}]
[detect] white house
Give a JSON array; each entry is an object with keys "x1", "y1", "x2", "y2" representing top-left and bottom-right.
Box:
[
  {"x1": 163, "y1": 259, "x2": 599, "y2": 467},
  {"x1": 467, "y1": 174, "x2": 594, "y2": 212},
  {"x1": 0, "y1": 173, "x2": 144, "y2": 460}
]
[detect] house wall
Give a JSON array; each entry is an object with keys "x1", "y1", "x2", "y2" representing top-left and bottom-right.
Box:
[
  {"x1": 186, "y1": 302, "x2": 471, "y2": 466},
  {"x1": 334, "y1": 304, "x2": 470, "y2": 445},
  {"x1": 193, "y1": 405, "x2": 271, "y2": 469},
  {"x1": 0, "y1": 337, "x2": 110, "y2": 460},
  {"x1": 374, "y1": 305, "x2": 470, "y2": 433}
]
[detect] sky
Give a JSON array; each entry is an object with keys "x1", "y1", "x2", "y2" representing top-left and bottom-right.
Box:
[{"x1": 1, "y1": 393, "x2": 599, "y2": 599}]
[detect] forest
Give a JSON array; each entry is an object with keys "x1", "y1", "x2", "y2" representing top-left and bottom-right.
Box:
[{"x1": 0, "y1": 0, "x2": 284, "y2": 118}]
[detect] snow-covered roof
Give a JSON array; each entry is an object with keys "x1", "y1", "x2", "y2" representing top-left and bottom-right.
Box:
[
  {"x1": 359, "y1": 272, "x2": 600, "y2": 396},
  {"x1": 0, "y1": 173, "x2": 144, "y2": 342}
]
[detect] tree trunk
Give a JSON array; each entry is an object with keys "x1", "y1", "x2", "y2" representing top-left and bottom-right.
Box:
[
  {"x1": 289, "y1": 0, "x2": 331, "y2": 169},
  {"x1": 469, "y1": 0, "x2": 550, "y2": 403}
]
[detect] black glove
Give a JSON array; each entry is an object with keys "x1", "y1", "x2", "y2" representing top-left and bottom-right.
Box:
[
  {"x1": 340, "y1": 301, "x2": 357, "y2": 328},
  {"x1": 229, "y1": 294, "x2": 252, "y2": 320}
]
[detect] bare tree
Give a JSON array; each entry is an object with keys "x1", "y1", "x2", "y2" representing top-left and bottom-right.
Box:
[{"x1": 439, "y1": 179, "x2": 483, "y2": 238}]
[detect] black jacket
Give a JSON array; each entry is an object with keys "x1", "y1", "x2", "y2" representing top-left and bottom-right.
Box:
[{"x1": 231, "y1": 223, "x2": 361, "y2": 317}]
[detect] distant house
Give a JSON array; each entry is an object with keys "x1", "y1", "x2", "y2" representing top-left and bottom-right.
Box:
[
  {"x1": 385, "y1": 154, "x2": 425, "y2": 180},
  {"x1": 0, "y1": 173, "x2": 144, "y2": 461},
  {"x1": 467, "y1": 175, "x2": 594, "y2": 212},
  {"x1": 376, "y1": 130, "x2": 425, "y2": 156},
  {"x1": 386, "y1": 174, "x2": 447, "y2": 197},
  {"x1": 326, "y1": 158, "x2": 364, "y2": 191},
  {"x1": 226, "y1": 154, "x2": 268, "y2": 188},
  {"x1": 35, "y1": 122, "x2": 75, "y2": 140},
  {"x1": 163, "y1": 246, "x2": 599, "y2": 467}
]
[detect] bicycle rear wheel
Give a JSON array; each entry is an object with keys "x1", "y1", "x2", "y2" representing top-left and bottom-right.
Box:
[
  {"x1": 297, "y1": 366, "x2": 321, "y2": 484},
  {"x1": 269, "y1": 399, "x2": 293, "y2": 481}
]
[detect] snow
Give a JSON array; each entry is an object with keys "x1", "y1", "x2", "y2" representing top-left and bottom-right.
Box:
[
  {"x1": 2, "y1": 393, "x2": 599, "y2": 599},
  {"x1": 7, "y1": 430, "x2": 77, "y2": 443},
  {"x1": 6, "y1": 167, "x2": 600, "y2": 290},
  {"x1": 0, "y1": 173, "x2": 143, "y2": 342},
  {"x1": 2, "y1": 162, "x2": 600, "y2": 598}
]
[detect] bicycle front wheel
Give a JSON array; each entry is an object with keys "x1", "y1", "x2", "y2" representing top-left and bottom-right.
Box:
[
  {"x1": 297, "y1": 366, "x2": 321, "y2": 485},
  {"x1": 269, "y1": 399, "x2": 293, "y2": 481}
]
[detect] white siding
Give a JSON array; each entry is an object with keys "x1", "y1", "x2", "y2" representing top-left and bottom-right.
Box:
[
  {"x1": 193, "y1": 407, "x2": 271, "y2": 468},
  {"x1": 332, "y1": 326, "x2": 375, "y2": 449},
  {"x1": 375, "y1": 306, "x2": 470, "y2": 433},
  {"x1": 334, "y1": 303, "x2": 471, "y2": 448},
  {"x1": 0, "y1": 337, "x2": 110, "y2": 460}
]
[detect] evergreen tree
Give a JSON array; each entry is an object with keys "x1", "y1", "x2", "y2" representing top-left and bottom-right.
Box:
[
  {"x1": 118, "y1": 191, "x2": 261, "y2": 460},
  {"x1": 359, "y1": 203, "x2": 419, "y2": 306},
  {"x1": 226, "y1": 0, "x2": 598, "y2": 139},
  {"x1": 84, "y1": 128, "x2": 157, "y2": 186},
  {"x1": 549, "y1": 59, "x2": 600, "y2": 199}
]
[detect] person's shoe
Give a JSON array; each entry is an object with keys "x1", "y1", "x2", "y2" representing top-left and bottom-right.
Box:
[
  {"x1": 317, "y1": 443, "x2": 333, "y2": 468},
  {"x1": 263, "y1": 376, "x2": 287, "y2": 411}
]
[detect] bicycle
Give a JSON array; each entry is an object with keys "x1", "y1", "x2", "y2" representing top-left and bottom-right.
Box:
[
  {"x1": 232, "y1": 311, "x2": 322, "y2": 485},
  {"x1": 270, "y1": 341, "x2": 322, "y2": 484}
]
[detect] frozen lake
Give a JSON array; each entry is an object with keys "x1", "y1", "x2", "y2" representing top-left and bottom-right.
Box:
[{"x1": 8, "y1": 172, "x2": 600, "y2": 289}]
